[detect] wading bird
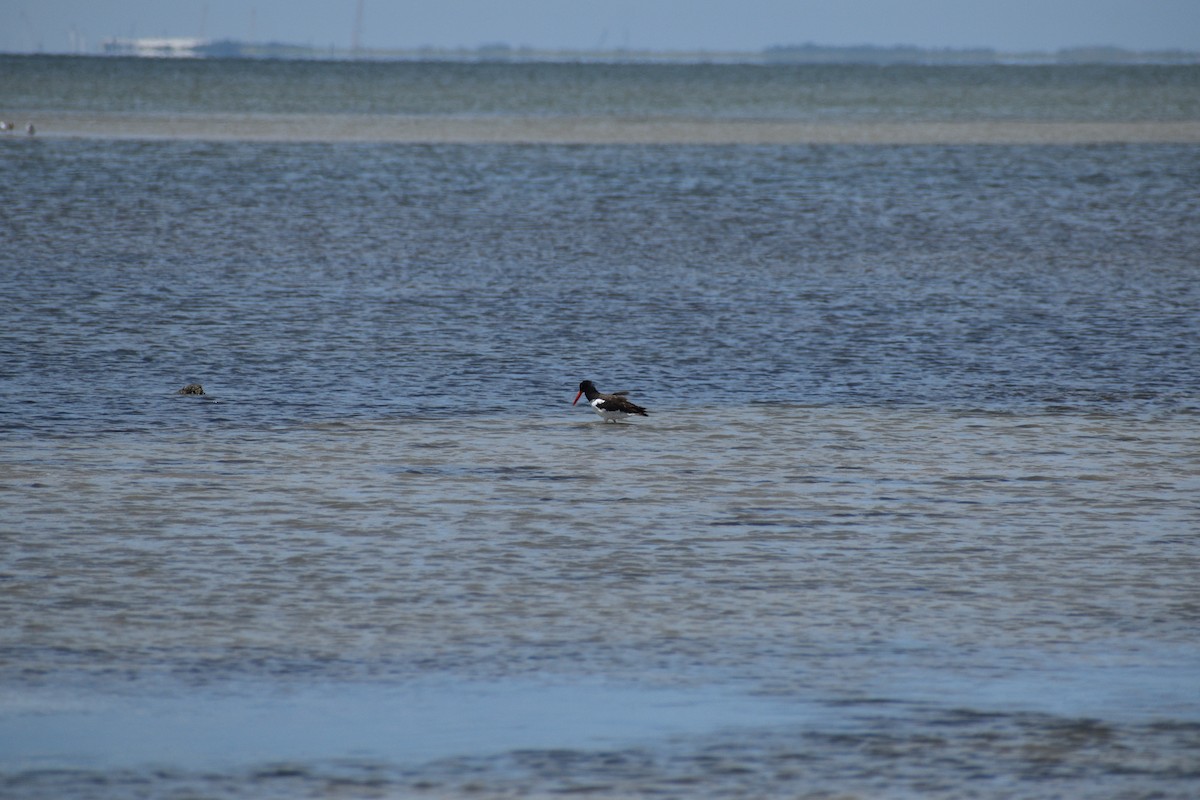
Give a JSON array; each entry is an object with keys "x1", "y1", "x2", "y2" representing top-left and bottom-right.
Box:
[{"x1": 572, "y1": 380, "x2": 648, "y2": 422}]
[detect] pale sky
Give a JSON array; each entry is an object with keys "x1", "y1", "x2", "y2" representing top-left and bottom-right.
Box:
[{"x1": 4, "y1": 0, "x2": 1198, "y2": 55}]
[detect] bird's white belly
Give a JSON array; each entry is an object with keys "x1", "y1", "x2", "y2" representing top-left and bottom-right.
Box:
[{"x1": 591, "y1": 400, "x2": 627, "y2": 422}]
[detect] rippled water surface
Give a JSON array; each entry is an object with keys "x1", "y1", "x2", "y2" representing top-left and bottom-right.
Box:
[
  {"x1": 2, "y1": 58, "x2": 1200, "y2": 799},
  {"x1": 5, "y1": 56, "x2": 1199, "y2": 121}
]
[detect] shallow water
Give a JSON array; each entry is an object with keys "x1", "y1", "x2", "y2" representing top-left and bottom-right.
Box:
[
  {"x1": 6, "y1": 56, "x2": 1200, "y2": 144},
  {"x1": 2, "y1": 57, "x2": 1200, "y2": 798},
  {"x1": 3, "y1": 406, "x2": 1198, "y2": 796}
]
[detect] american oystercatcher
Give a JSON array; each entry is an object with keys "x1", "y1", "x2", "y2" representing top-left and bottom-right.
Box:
[{"x1": 572, "y1": 380, "x2": 648, "y2": 422}]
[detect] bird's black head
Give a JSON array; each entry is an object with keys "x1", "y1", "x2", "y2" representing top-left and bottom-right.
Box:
[{"x1": 573, "y1": 380, "x2": 600, "y2": 405}]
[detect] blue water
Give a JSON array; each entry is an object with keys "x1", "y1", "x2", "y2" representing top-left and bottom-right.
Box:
[
  {"x1": 4, "y1": 140, "x2": 1197, "y2": 431},
  {"x1": 1, "y1": 57, "x2": 1199, "y2": 799},
  {"x1": 5, "y1": 55, "x2": 1200, "y2": 121}
]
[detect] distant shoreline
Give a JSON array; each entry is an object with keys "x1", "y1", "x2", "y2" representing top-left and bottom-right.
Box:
[{"x1": 21, "y1": 40, "x2": 1198, "y2": 65}]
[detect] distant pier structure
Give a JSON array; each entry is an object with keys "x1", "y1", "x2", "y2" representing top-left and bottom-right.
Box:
[{"x1": 352, "y1": 0, "x2": 366, "y2": 53}]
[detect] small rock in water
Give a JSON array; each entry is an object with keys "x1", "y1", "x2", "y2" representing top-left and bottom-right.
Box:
[{"x1": 177, "y1": 383, "x2": 205, "y2": 395}]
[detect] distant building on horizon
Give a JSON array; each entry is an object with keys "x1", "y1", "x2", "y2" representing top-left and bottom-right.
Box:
[{"x1": 102, "y1": 37, "x2": 208, "y2": 57}]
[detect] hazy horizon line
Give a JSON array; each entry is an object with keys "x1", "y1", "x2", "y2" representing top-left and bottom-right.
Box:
[{"x1": 8, "y1": 39, "x2": 1200, "y2": 65}]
